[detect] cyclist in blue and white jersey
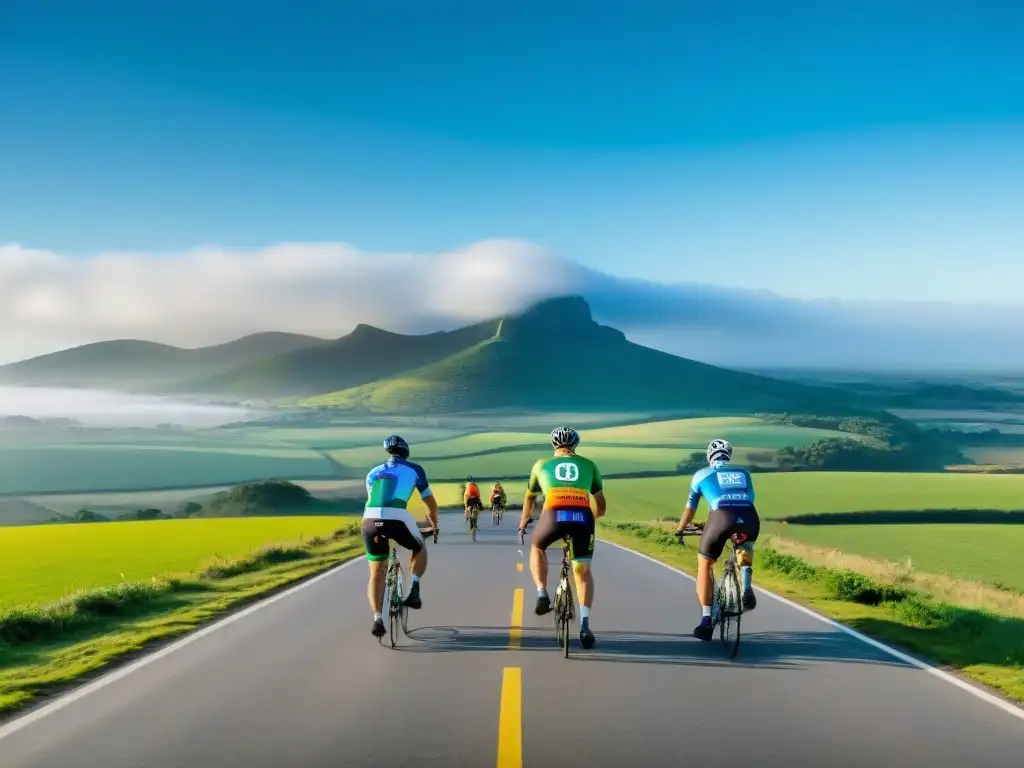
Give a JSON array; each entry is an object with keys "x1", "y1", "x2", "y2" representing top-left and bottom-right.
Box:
[
  {"x1": 675, "y1": 439, "x2": 761, "y2": 641},
  {"x1": 362, "y1": 435, "x2": 440, "y2": 639}
]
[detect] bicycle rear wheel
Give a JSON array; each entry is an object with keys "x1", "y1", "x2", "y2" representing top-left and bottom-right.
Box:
[
  {"x1": 717, "y1": 565, "x2": 742, "y2": 658},
  {"x1": 389, "y1": 569, "x2": 404, "y2": 648}
]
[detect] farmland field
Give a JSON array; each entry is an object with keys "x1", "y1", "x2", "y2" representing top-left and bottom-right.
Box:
[
  {"x1": 962, "y1": 446, "x2": 1024, "y2": 465},
  {"x1": 593, "y1": 472, "x2": 1024, "y2": 590},
  {"x1": 0, "y1": 446, "x2": 335, "y2": 495},
  {"x1": 8, "y1": 416, "x2": 1024, "y2": 597},
  {"x1": 0, "y1": 516, "x2": 351, "y2": 608},
  {"x1": 2, "y1": 415, "x2": 854, "y2": 497},
  {"x1": 598, "y1": 472, "x2": 1024, "y2": 520},
  {"x1": 758, "y1": 522, "x2": 1024, "y2": 591},
  {"x1": 582, "y1": 416, "x2": 873, "y2": 447}
]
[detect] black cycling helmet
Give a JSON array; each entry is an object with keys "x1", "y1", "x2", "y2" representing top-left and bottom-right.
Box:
[
  {"x1": 551, "y1": 426, "x2": 580, "y2": 450},
  {"x1": 383, "y1": 434, "x2": 410, "y2": 459}
]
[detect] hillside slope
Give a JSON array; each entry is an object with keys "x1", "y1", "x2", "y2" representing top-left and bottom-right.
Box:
[
  {"x1": 0, "y1": 332, "x2": 327, "y2": 392},
  {"x1": 0, "y1": 498, "x2": 61, "y2": 526},
  {"x1": 303, "y1": 296, "x2": 857, "y2": 414},
  {"x1": 179, "y1": 320, "x2": 500, "y2": 398}
]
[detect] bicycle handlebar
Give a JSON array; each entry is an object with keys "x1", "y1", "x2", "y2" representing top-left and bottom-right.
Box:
[{"x1": 674, "y1": 523, "x2": 704, "y2": 545}]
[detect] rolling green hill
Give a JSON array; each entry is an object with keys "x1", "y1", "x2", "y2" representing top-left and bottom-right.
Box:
[
  {"x1": 0, "y1": 332, "x2": 327, "y2": 392},
  {"x1": 179, "y1": 320, "x2": 499, "y2": 398},
  {"x1": 302, "y1": 296, "x2": 859, "y2": 415}
]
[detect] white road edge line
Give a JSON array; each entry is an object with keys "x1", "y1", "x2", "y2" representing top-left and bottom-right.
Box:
[
  {"x1": 601, "y1": 539, "x2": 1024, "y2": 724},
  {"x1": 0, "y1": 557, "x2": 361, "y2": 742}
]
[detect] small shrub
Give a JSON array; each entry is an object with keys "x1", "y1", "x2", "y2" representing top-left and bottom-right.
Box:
[
  {"x1": 200, "y1": 545, "x2": 311, "y2": 580},
  {"x1": 0, "y1": 581, "x2": 170, "y2": 645}
]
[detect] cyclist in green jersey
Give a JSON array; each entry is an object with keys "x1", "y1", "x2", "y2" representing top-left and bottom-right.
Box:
[{"x1": 516, "y1": 427, "x2": 606, "y2": 649}]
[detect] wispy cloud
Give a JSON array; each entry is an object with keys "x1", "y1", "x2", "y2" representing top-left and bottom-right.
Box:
[{"x1": 2, "y1": 241, "x2": 1022, "y2": 370}]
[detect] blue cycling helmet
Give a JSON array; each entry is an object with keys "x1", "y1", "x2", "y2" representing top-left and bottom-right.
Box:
[{"x1": 383, "y1": 435, "x2": 410, "y2": 459}]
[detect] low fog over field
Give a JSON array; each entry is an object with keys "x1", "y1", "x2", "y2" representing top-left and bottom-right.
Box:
[{"x1": 0, "y1": 386, "x2": 256, "y2": 427}]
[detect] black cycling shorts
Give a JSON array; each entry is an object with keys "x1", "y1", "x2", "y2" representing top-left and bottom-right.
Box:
[
  {"x1": 699, "y1": 505, "x2": 760, "y2": 561},
  {"x1": 362, "y1": 517, "x2": 424, "y2": 562},
  {"x1": 531, "y1": 507, "x2": 596, "y2": 563}
]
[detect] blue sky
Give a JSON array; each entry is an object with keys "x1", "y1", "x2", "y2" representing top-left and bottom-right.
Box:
[{"x1": 2, "y1": 1, "x2": 1024, "y2": 364}]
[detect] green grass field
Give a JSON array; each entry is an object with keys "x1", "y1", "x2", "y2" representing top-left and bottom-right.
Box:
[
  {"x1": 0, "y1": 517, "x2": 349, "y2": 608},
  {"x1": 963, "y1": 446, "x2": 1024, "y2": 465},
  {"x1": 600, "y1": 471, "x2": 1024, "y2": 519},
  {"x1": 583, "y1": 416, "x2": 872, "y2": 447},
  {"x1": 757, "y1": 522, "x2": 1024, "y2": 590},
  {"x1": 0, "y1": 446, "x2": 335, "y2": 495},
  {"x1": 0, "y1": 415, "x2": 878, "y2": 497},
  {"x1": 594, "y1": 472, "x2": 1024, "y2": 590}
]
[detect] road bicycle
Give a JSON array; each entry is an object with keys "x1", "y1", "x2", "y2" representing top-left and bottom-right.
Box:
[
  {"x1": 677, "y1": 523, "x2": 744, "y2": 658},
  {"x1": 491, "y1": 502, "x2": 505, "y2": 525},
  {"x1": 379, "y1": 522, "x2": 437, "y2": 648},
  {"x1": 552, "y1": 537, "x2": 575, "y2": 658}
]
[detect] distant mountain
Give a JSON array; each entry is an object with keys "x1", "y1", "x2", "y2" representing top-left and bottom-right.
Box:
[
  {"x1": 178, "y1": 321, "x2": 499, "y2": 398},
  {"x1": 0, "y1": 332, "x2": 327, "y2": 392},
  {"x1": 0, "y1": 498, "x2": 61, "y2": 526},
  {"x1": 302, "y1": 296, "x2": 857, "y2": 414},
  {"x1": 885, "y1": 383, "x2": 1024, "y2": 408}
]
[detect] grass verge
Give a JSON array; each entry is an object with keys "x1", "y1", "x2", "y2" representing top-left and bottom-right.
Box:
[
  {"x1": 0, "y1": 523, "x2": 362, "y2": 717},
  {"x1": 599, "y1": 520, "x2": 1024, "y2": 706}
]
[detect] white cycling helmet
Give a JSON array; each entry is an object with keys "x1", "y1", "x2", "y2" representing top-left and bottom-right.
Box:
[
  {"x1": 706, "y1": 438, "x2": 733, "y2": 464},
  {"x1": 551, "y1": 426, "x2": 580, "y2": 450}
]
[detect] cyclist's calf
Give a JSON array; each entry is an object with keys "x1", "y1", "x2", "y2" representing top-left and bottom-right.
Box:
[
  {"x1": 735, "y1": 543, "x2": 754, "y2": 568},
  {"x1": 410, "y1": 540, "x2": 428, "y2": 577},
  {"x1": 572, "y1": 560, "x2": 595, "y2": 609}
]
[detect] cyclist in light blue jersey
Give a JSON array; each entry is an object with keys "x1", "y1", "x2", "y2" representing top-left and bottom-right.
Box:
[
  {"x1": 675, "y1": 439, "x2": 761, "y2": 641},
  {"x1": 362, "y1": 435, "x2": 439, "y2": 639}
]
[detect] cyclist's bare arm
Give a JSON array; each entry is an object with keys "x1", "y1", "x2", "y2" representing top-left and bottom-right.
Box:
[
  {"x1": 593, "y1": 490, "x2": 607, "y2": 518},
  {"x1": 519, "y1": 493, "x2": 536, "y2": 530},
  {"x1": 676, "y1": 503, "x2": 698, "y2": 534},
  {"x1": 423, "y1": 493, "x2": 440, "y2": 531}
]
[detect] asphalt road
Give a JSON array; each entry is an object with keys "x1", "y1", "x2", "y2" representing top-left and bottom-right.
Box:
[{"x1": 2, "y1": 513, "x2": 1023, "y2": 767}]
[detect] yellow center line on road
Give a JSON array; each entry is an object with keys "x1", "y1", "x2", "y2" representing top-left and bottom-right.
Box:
[
  {"x1": 496, "y1": 667, "x2": 522, "y2": 768},
  {"x1": 516, "y1": 562, "x2": 523, "y2": 572},
  {"x1": 510, "y1": 588, "x2": 523, "y2": 648}
]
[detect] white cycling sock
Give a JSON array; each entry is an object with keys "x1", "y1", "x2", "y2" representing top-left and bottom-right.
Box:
[
  {"x1": 701, "y1": 605, "x2": 712, "y2": 618},
  {"x1": 411, "y1": 574, "x2": 419, "y2": 585},
  {"x1": 537, "y1": 587, "x2": 548, "y2": 597},
  {"x1": 741, "y1": 566, "x2": 753, "y2": 591},
  {"x1": 373, "y1": 612, "x2": 382, "y2": 622},
  {"x1": 580, "y1": 606, "x2": 590, "y2": 620}
]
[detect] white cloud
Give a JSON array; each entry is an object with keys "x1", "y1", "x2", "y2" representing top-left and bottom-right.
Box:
[
  {"x1": 2, "y1": 240, "x2": 1023, "y2": 370},
  {"x1": 0, "y1": 240, "x2": 571, "y2": 362}
]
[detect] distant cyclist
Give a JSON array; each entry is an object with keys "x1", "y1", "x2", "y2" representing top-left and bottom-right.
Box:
[
  {"x1": 362, "y1": 435, "x2": 439, "y2": 639},
  {"x1": 675, "y1": 438, "x2": 760, "y2": 641},
  {"x1": 464, "y1": 476, "x2": 483, "y2": 540},
  {"x1": 490, "y1": 481, "x2": 507, "y2": 520},
  {"x1": 517, "y1": 427, "x2": 606, "y2": 649},
  {"x1": 464, "y1": 476, "x2": 482, "y2": 519}
]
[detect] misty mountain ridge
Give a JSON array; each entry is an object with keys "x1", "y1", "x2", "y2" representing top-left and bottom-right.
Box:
[
  {"x1": 0, "y1": 295, "x2": 879, "y2": 414},
  {"x1": 0, "y1": 332, "x2": 327, "y2": 392},
  {"x1": 302, "y1": 296, "x2": 858, "y2": 414}
]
